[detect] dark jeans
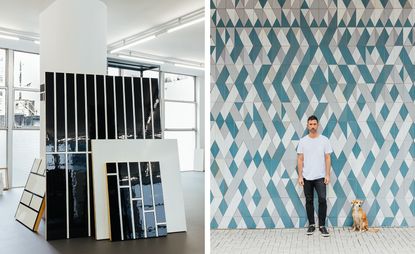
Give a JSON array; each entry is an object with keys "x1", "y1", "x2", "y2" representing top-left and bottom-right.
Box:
[{"x1": 303, "y1": 177, "x2": 327, "y2": 227}]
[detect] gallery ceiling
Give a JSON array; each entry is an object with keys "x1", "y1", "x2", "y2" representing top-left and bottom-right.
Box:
[{"x1": 0, "y1": 0, "x2": 204, "y2": 63}]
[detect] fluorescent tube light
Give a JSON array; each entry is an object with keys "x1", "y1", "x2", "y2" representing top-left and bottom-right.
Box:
[
  {"x1": 0, "y1": 34, "x2": 19, "y2": 41},
  {"x1": 119, "y1": 55, "x2": 164, "y2": 65},
  {"x1": 174, "y1": 63, "x2": 204, "y2": 71},
  {"x1": 111, "y1": 35, "x2": 157, "y2": 54},
  {"x1": 167, "y1": 17, "x2": 204, "y2": 33}
]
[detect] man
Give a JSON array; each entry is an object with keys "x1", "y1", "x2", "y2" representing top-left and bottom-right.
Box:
[{"x1": 297, "y1": 115, "x2": 332, "y2": 237}]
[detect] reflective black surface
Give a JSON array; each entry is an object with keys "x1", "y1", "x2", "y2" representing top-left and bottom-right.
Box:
[
  {"x1": 67, "y1": 154, "x2": 88, "y2": 238},
  {"x1": 151, "y1": 162, "x2": 166, "y2": 223},
  {"x1": 151, "y1": 78, "x2": 162, "y2": 139},
  {"x1": 118, "y1": 162, "x2": 128, "y2": 186},
  {"x1": 46, "y1": 154, "x2": 67, "y2": 240},
  {"x1": 96, "y1": 75, "x2": 106, "y2": 139},
  {"x1": 88, "y1": 155, "x2": 95, "y2": 237},
  {"x1": 133, "y1": 200, "x2": 145, "y2": 238},
  {"x1": 56, "y1": 73, "x2": 66, "y2": 152},
  {"x1": 45, "y1": 72, "x2": 55, "y2": 152},
  {"x1": 115, "y1": 76, "x2": 125, "y2": 139},
  {"x1": 107, "y1": 173, "x2": 121, "y2": 241},
  {"x1": 106, "y1": 76, "x2": 116, "y2": 139},
  {"x1": 130, "y1": 162, "x2": 141, "y2": 198},
  {"x1": 86, "y1": 74, "x2": 96, "y2": 149},
  {"x1": 140, "y1": 162, "x2": 153, "y2": 210},
  {"x1": 76, "y1": 74, "x2": 86, "y2": 152},
  {"x1": 142, "y1": 78, "x2": 152, "y2": 139},
  {"x1": 120, "y1": 188, "x2": 133, "y2": 240},
  {"x1": 66, "y1": 74, "x2": 76, "y2": 152},
  {"x1": 133, "y1": 78, "x2": 143, "y2": 139},
  {"x1": 124, "y1": 77, "x2": 134, "y2": 139},
  {"x1": 107, "y1": 162, "x2": 116, "y2": 174},
  {"x1": 105, "y1": 161, "x2": 166, "y2": 241},
  {"x1": 145, "y1": 212, "x2": 156, "y2": 238},
  {"x1": 45, "y1": 73, "x2": 161, "y2": 240}
]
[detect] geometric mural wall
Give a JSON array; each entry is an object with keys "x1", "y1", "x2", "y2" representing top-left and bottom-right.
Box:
[
  {"x1": 211, "y1": 0, "x2": 415, "y2": 229},
  {"x1": 44, "y1": 72, "x2": 160, "y2": 240},
  {"x1": 106, "y1": 161, "x2": 167, "y2": 241}
]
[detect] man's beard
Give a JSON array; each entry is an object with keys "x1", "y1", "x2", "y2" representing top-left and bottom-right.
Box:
[{"x1": 309, "y1": 128, "x2": 316, "y2": 133}]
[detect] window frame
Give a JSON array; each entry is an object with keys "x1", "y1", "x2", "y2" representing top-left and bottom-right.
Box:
[{"x1": 12, "y1": 50, "x2": 41, "y2": 130}]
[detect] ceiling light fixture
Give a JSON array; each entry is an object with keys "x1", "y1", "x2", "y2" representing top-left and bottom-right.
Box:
[
  {"x1": 0, "y1": 34, "x2": 19, "y2": 41},
  {"x1": 111, "y1": 35, "x2": 157, "y2": 54},
  {"x1": 167, "y1": 17, "x2": 205, "y2": 33},
  {"x1": 119, "y1": 55, "x2": 164, "y2": 65},
  {"x1": 174, "y1": 63, "x2": 204, "y2": 71}
]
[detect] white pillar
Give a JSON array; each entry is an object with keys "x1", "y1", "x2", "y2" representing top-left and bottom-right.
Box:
[
  {"x1": 39, "y1": 0, "x2": 107, "y2": 75},
  {"x1": 39, "y1": 0, "x2": 107, "y2": 158}
]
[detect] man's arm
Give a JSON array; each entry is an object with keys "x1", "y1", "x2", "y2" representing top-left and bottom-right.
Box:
[
  {"x1": 297, "y1": 153, "x2": 304, "y2": 186},
  {"x1": 324, "y1": 153, "x2": 331, "y2": 184}
]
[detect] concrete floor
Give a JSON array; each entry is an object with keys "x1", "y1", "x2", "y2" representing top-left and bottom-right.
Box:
[{"x1": 0, "y1": 171, "x2": 204, "y2": 254}]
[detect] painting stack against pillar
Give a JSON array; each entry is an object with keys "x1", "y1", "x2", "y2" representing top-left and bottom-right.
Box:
[
  {"x1": 106, "y1": 161, "x2": 167, "y2": 241},
  {"x1": 15, "y1": 159, "x2": 46, "y2": 232},
  {"x1": 44, "y1": 72, "x2": 161, "y2": 240}
]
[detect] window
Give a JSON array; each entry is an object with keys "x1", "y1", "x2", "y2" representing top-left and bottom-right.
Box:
[
  {"x1": 163, "y1": 73, "x2": 197, "y2": 171},
  {"x1": 0, "y1": 49, "x2": 5, "y2": 128},
  {"x1": 0, "y1": 49, "x2": 5, "y2": 87},
  {"x1": 13, "y1": 51, "x2": 40, "y2": 128},
  {"x1": 108, "y1": 67, "x2": 120, "y2": 76}
]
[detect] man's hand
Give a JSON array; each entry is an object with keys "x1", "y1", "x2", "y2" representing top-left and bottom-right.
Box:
[
  {"x1": 324, "y1": 175, "x2": 330, "y2": 185},
  {"x1": 298, "y1": 176, "x2": 304, "y2": 186}
]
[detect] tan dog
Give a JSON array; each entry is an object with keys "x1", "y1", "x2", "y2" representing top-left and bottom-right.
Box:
[{"x1": 351, "y1": 199, "x2": 379, "y2": 232}]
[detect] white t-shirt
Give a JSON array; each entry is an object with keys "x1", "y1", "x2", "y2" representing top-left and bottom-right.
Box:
[{"x1": 297, "y1": 134, "x2": 333, "y2": 180}]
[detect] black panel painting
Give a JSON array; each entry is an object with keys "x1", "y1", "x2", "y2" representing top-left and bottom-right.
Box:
[
  {"x1": 105, "y1": 162, "x2": 166, "y2": 241},
  {"x1": 130, "y1": 162, "x2": 141, "y2": 198},
  {"x1": 96, "y1": 75, "x2": 106, "y2": 139},
  {"x1": 151, "y1": 78, "x2": 162, "y2": 139},
  {"x1": 142, "y1": 78, "x2": 152, "y2": 139},
  {"x1": 115, "y1": 76, "x2": 125, "y2": 139},
  {"x1": 66, "y1": 74, "x2": 76, "y2": 152},
  {"x1": 118, "y1": 162, "x2": 128, "y2": 186},
  {"x1": 56, "y1": 73, "x2": 66, "y2": 152},
  {"x1": 151, "y1": 162, "x2": 166, "y2": 223},
  {"x1": 133, "y1": 200, "x2": 145, "y2": 238},
  {"x1": 133, "y1": 78, "x2": 144, "y2": 139},
  {"x1": 120, "y1": 188, "x2": 133, "y2": 240},
  {"x1": 45, "y1": 72, "x2": 161, "y2": 240},
  {"x1": 46, "y1": 154, "x2": 67, "y2": 240},
  {"x1": 45, "y1": 72, "x2": 55, "y2": 152},
  {"x1": 107, "y1": 174, "x2": 122, "y2": 241},
  {"x1": 88, "y1": 154, "x2": 95, "y2": 237},
  {"x1": 106, "y1": 76, "x2": 116, "y2": 139},
  {"x1": 140, "y1": 162, "x2": 153, "y2": 211},
  {"x1": 86, "y1": 74, "x2": 96, "y2": 147},
  {"x1": 76, "y1": 74, "x2": 86, "y2": 152},
  {"x1": 67, "y1": 154, "x2": 88, "y2": 238},
  {"x1": 124, "y1": 77, "x2": 134, "y2": 139}
]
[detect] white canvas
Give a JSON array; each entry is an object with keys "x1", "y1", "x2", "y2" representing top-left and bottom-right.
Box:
[{"x1": 91, "y1": 139, "x2": 187, "y2": 240}]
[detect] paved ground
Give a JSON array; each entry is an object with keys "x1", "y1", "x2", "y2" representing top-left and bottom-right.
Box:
[{"x1": 211, "y1": 227, "x2": 415, "y2": 254}]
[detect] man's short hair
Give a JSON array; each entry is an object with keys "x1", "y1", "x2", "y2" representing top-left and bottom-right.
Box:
[{"x1": 307, "y1": 115, "x2": 319, "y2": 123}]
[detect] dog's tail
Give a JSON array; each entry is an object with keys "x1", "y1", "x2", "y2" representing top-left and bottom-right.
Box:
[{"x1": 367, "y1": 228, "x2": 380, "y2": 233}]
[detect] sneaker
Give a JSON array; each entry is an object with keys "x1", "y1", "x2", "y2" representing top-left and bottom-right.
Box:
[
  {"x1": 306, "y1": 224, "x2": 316, "y2": 235},
  {"x1": 319, "y1": 226, "x2": 329, "y2": 237}
]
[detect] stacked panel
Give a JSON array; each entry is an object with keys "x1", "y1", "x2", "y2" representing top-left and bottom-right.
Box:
[
  {"x1": 15, "y1": 159, "x2": 46, "y2": 231},
  {"x1": 44, "y1": 72, "x2": 160, "y2": 240},
  {"x1": 106, "y1": 162, "x2": 167, "y2": 241}
]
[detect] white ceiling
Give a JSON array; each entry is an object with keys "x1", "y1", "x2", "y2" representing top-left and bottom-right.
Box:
[{"x1": 0, "y1": 0, "x2": 205, "y2": 62}]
